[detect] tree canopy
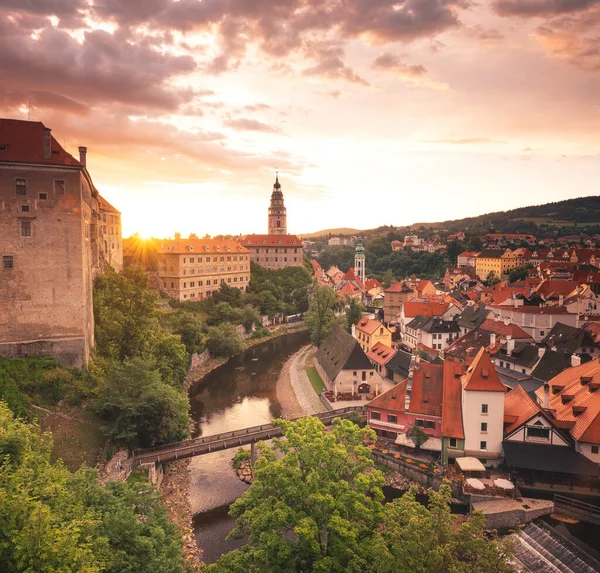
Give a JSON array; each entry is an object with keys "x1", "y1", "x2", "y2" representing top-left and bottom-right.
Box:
[
  {"x1": 305, "y1": 285, "x2": 342, "y2": 347},
  {"x1": 208, "y1": 417, "x2": 516, "y2": 573}
]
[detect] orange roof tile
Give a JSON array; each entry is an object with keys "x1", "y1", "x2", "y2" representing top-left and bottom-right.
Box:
[
  {"x1": 480, "y1": 319, "x2": 532, "y2": 340},
  {"x1": 368, "y1": 379, "x2": 408, "y2": 413},
  {"x1": 403, "y1": 300, "x2": 450, "y2": 318},
  {"x1": 535, "y1": 359, "x2": 600, "y2": 444},
  {"x1": 461, "y1": 348, "x2": 506, "y2": 392},
  {"x1": 364, "y1": 278, "x2": 382, "y2": 291},
  {"x1": 366, "y1": 342, "x2": 397, "y2": 366},
  {"x1": 410, "y1": 363, "x2": 444, "y2": 416},
  {"x1": 442, "y1": 361, "x2": 466, "y2": 439},
  {"x1": 356, "y1": 318, "x2": 387, "y2": 335},
  {"x1": 384, "y1": 281, "x2": 414, "y2": 294},
  {"x1": 242, "y1": 234, "x2": 302, "y2": 247},
  {"x1": 157, "y1": 238, "x2": 249, "y2": 255},
  {"x1": 504, "y1": 385, "x2": 543, "y2": 434}
]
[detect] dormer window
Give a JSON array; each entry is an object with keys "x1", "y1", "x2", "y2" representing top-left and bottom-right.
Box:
[
  {"x1": 561, "y1": 394, "x2": 574, "y2": 404},
  {"x1": 0, "y1": 145, "x2": 8, "y2": 152},
  {"x1": 573, "y1": 405, "x2": 587, "y2": 416}
]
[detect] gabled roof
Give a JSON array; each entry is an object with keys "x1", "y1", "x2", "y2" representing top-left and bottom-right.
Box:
[
  {"x1": 495, "y1": 342, "x2": 541, "y2": 368},
  {"x1": 480, "y1": 319, "x2": 532, "y2": 340},
  {"x1": 403, "y1": 300, "x2": 450, "y2": 318},
  {"x1": 385, "y1": 281, "x2": 414, "y2": 294},
  {"x1": 530, "y1": 349, "x2": 574, "y2": 382},
  {"x1": 442, "y1": 361, "x2": 467, "y2": 439},
  {"x1": 364, "y1": 278, "x2": 382, "y2": 291},
  {"x1": 315, "y1": 324, "x2": 373, "y2": 381},
  {"x1": 445, "y1": 330, "x2": 495, "y2": 362},
  {"x1": 477, "y1": 249, "x2": 506, "y2": 259},
  {"x1": 385, "y1": 349, "x2": 412, "y2": 378},
  {"x1": 504, "y1": 385, "x2": 549, "y2": 434},
  {"x1": 356, "y1": 318, "x2": 387, "y2": 336},
  {"x1": 368, "y1": 379, "x2": 408, "y2": 413},
  {"x1": 0, "y1": 119, "x2": 81, "y2": 166},
  {"x1": 536, "y1": 280, "x2": 580, "y2": 299},
  {"x1": 337, "y1": 282, "x2": 362, "y2": 296},
  {"x1": 242, "y1": 234, "x2": 302, "y2": 247},
  {"x1": 456, "y1": 303, "x2": 491, "y2": 330},
  {"x1": 461, "y1": 348, "x2": 506, "y2": 392},
  {"x1": 366, "y1": 342, "x2": 397, "y2": 367},
  {"x1": 311, "y1": 259, "x2": 321, "y2": 271},
  {"x1": 542, "y1": 322, "x2": 596, "y2": 354},
  {"x1": 410, "y1": 363, "x2": 444, "y2": 416}
]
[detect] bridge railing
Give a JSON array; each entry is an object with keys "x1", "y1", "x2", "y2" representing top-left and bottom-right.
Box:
[
  {"x1": 554, "y1": 494, "x2": 600, "y2": 518},
  {"x1": 133, "y1": 406, "x2": 366, "y2": 463}
]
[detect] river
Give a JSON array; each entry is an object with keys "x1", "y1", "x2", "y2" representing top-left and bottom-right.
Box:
[{"x1": 189, "y1": 331, "x2": 310, "y2": 564}]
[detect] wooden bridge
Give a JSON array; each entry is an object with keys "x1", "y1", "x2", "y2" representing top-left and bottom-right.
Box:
[
  {"x1": 554, "y1": 494, "x2": 600, "y2": 526},
  {"x1": 133, "y1": 406, "x2": 366, "y2": 466}
]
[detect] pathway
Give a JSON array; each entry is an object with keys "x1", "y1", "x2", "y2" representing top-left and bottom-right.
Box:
[{"x1": 289, "y1": 345, "x2": 327, "y2": 415}]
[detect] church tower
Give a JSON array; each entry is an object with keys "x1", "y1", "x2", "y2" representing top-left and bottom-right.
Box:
[
  {"x1": 268, "y1": 172, "x2": 287, "y2": 235},
  {"x1": 355, "y1": 238, "x2": 365, "y2": 284}
]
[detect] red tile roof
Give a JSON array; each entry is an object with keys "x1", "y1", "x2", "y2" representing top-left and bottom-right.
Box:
[
  {"x1": 157, "y1": 238, "x2": 249, "y2": 255},
  {"x1": 461, "y1": 348, "x2": 506, "y2": 392},
  {"x1": 367, "y1": 379, "x2": 408, "y2": 413},
  {"x1": 403, "y1": 300, "x2": 450, "y2": 318},
  {"x1": 442, "y1": 361, "x2": 466, "y2": 439},
  {"x1": 366, "y1": 342, "x2": 397, "y2": 366},
  {"x1": 337, "y1": 282, "x2": 362, "y2": 296},
  {"x1": 311, "y1": 259, "x2": 321, "y2": 271},
  {"x1": 384, "y1": 281, "x2": 413, "y2": 294},
  {"x1": 356, "y1": 318, "x2": 387, "y2": 336},
  {"x1": 410, "y1": 362, "x2": 444, "y2": 417},
  {"x1": 504, "y1": 385, "x2": 544, "y2": 435},
  {"x1": 242, "y1": 234, "x2": 302, "y2": 247},
  {"x1": 480, "y1": 319, "x2": 532, "y2": 340},
  {"x1": 536, "y1": 280, "x2": 580, "y2": 299},
  {"x1": 535, "y1": 359, "x2": 600, "y2": 444},
  {"x1": 364, "y1": 278, "x2": 382, "y2": 291},
  {"x1": 0, "y1": 118, "x2": 81, "y2": 166}
]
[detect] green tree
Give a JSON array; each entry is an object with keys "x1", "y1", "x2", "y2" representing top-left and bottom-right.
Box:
[
  {"x1": 0, "y1": 401, "x2": 187, "y2": 573},
  {"x1": 345, "y1": 297, "x2": 364, "y2": 333},
  {"x1": 153, "y1": 334, "x2": 189, "y2": 387},
  {"x1": 406, "y1": 423, "x2": 429, "y2": 454},
  {"x1": 486, "y1": 271, "x2": 501, "y2": 286},
  {"x1": 241, "y1": 305, "x2": 262, "y2": 334},
  {"x1": 208, "y1": 417, "x2": 384, "y2": 573},
  {"x1": 213, "y1": 282, "x2": 244, "y2": 307},
  {"x1": 370, "y1": 484, "x2": 515, "y2": 573},
  {"x1": 206, "y1": 323, "x2": 244, "y2": 357},
  {"x1": 171, "y1": 312, "x2": 205, "y2": 355},
  {"x1": 382, "y1": 269, "x2": 394, "y2": 289},
  {"x1": 305, "y1": 285, "x2": 340, "y2": 347},
  {"x1": 508, "y1": 267, "x2": 528, "y2": 283},
  {"x1": 93, "y1": 265, "x2": 160, "y2": 361},
  {"x1": 94, "y1": 358, "x2": 189, "y2": 447}
]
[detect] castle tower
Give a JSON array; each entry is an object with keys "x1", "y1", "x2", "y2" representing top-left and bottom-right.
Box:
[
  {"x1": 355, "y1": 238, "x2": 365, "y2": 284},
  {"x1": 268, "y1": 172, "x2": 287, "y2": 235}
]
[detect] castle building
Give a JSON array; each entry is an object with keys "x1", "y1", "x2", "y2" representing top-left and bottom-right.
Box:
[
  {"x1": 157, "y1": 235, "x2": 251, "y2": 301},
  {"x1": 0, "y1": 118, "x2": 123, "y2": 368},
  {"x1": 243, "y1": 174, "x2": 304, "y2": 270}
]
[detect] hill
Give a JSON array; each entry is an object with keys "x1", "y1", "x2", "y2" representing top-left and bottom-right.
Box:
[{"x1": 302, "y1": 227, "x2": 362, "y2": 238}]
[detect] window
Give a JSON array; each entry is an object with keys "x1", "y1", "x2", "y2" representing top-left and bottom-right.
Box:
[
  {"x1": 388, "y1": 414, "x2": 397, "y2": 424},
  {"x1": 592, "y1": 445, "x2": 599, "y2": 455},
  {"x1": 527, "y1": 426, "x2": 550, "y2": 440},
  {"x1": 53, "y1": 180, "x2": 65, "y2": 196},
  {"x1": 371, "y1": 411, "x2": 381, "y2": 420},
  {"x1": 540, "y1": 331, "x2": 544, "y2": 337},
  {"x1": 3, "y1": 255, "x2": 14, "y2": 269},
  {"x1": 353, "y1": 371, "x2": 357, "y2": 376},
  {"x1": 21, "y1": 220, "x2": 31, "y2": 237},
  {"x1": 425, "y1": 420, "x2": 435, "y2": 430},
  {"x1": 15, "y1": 178, "x2": 26, "y2": 195},
  {"x1": 481, "y1": 422, "x2": 487, "y2": 432},
  {"x1": 190, "y1": 257, "x2": 195, "y2": 263},
  {"x1": 449, "y1": 438, "x2": 457, "y2": 448},
  {"x1": 362, "y1": 371, "x2": 366, "y2": 381},
  {"x1": 39, "y1": 192, "x2": 47, "y2": 200},
  {"x1": 21, "y1": 205, "x2": 29, "y2": 212},
  {"x1": 415, "y1": 419, "x2": 425, "y2": 427},
  {"x1": 481, "y1": 404, "x2": 488, "y2": 414},
  {"x1": 480, "y1": 441, "x2": 487, "y2": 451}
]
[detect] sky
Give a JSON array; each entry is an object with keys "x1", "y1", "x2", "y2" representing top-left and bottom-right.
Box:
[{"x1": 1, "y1": 0, "x2": 599, "y2": 238}]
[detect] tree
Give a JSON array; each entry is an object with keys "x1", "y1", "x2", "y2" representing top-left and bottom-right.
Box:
[
  {"x1": 205, "y1": 323, "x2": 244, "y2": 357},
  {"x1": 208, "y1": 418, "x2": 516, "y2": 573},
  {"x1": 508, "y1": 267, "x2": 528, "y2": 283},
  {"x1": 171, "y1": 312, "x2": 205, "y2": 355},
  {"x1": 305, "y1": 285, "x2": 341, "y2": 347},
  {"x1": 94, "y1": 358, "x2": 189, "y2": 447},
  {"x1": 153, "y1": 334, "x2": 189, "y2": 387},
  {"x1": 382, "y1": 269, "x2": 394, "y2": 289},
  {"x1": 406, "y1": 423, "x2": 428, "y2": 454},
  {"x1": 345, "y1": 297, "x2": 364, "y2": 333},
  {"x1": 207, "y1": 417, "x2": 384, "y2": 573},
  {"x1": 486, "y1": 271, "x2": 501, "y2": 286},
  {"x1": 0, "y1": 401, "x2": 187, "y2": 573},
  {"x1": 241, "y1": 305, "x2": 261, "y2": 334}
]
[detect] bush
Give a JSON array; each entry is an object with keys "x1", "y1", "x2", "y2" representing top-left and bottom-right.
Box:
[{"x1": 232, "y1": 449, "x2": 252, "y2": 469}]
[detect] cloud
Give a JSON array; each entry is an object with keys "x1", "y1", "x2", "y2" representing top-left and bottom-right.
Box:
[
  {"x1": 492, "y1": 0, "x2": 599, "y2": 18},
  {"x1": 372, "y1": 53, "x2": 427, "y2": 77},
  {"x1": 303, "y1": 57, "x2": 370, "y2": 85},
  {"x1": 536, "y1": 22, "x2": 600, "y2": 71},
  {"x1": 463, "y1": 25, "x2": 505, "y2": 43},
  {"x1": 223, "y1": 118, "x2": 282, "y2": 133},
  {"x1": 423, "y1": 137, "x2": 507, "y2": 144}
]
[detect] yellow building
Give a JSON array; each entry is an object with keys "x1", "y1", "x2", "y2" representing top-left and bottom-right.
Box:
[
  {"x1": 157, "y1": 235, "x2": 250, "y2": 301},
  {"x1": 353, "y1": 318, "x2": 393, "y2": 353},
  {"x1": 475, "y1": 249, "x2": 515, "y2": 280}
]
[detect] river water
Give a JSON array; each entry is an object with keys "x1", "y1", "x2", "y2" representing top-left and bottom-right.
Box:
[{"x1": 189, "y1": 331, "x2": 310, "y2": 564}]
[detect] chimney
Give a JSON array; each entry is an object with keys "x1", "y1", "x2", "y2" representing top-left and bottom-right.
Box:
[
  {"x1": 490, "y1": 333, "x2": 496, "y2": 348},
  {"x1": 351, "y1": 323, "x2": 356, "y2": 338},
  {"x1": 174, "y1": 232, "x2": 181, "y2": 240},
  {"x1": 507, "y1": 335, "x2": 515, "y2": 355},
  {"x1": 43, "y1": 127, "x2": 51, "y2": 160},
  {"x1": 559, "y1": 294, "x2": 564, "y2": 306},
  {"x1": 543, "y1": 382, "x2": 550, "y2": 410},
  {"x1": 78, "y1": 146, "x2": 87, "y2": 167},
  {"x1": 538, "y1": 347, "x2": 546, "y2": 359},
  {"x1": 571, "y1": 354, "x2": 581, "y2": 368},
  {"x1": 504, "y1": 317, "x2": 511, "y2": 326}
]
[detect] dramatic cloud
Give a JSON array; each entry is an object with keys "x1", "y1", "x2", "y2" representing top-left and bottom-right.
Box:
[
  {"x1": 372, "y1": 53, "x2": 427, "y2": 77},
  {"x1": 492, "y1": 0, "x2": 599, "y2": 17}
]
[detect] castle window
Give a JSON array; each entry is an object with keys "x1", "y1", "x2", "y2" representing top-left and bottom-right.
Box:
[
  {"x1": 54, "y1": 180, "x2": 65, "y2": 196},
  {"x1": 3, "y1": 255, "x2": 13, "y2": 269},
  {"x1": 21, "y1": 220, "x2": 32, "y2": 237},
  {"x1": 39, "y1": 193, "x2": 47, "y2": 200},
  {"x1": 15, "y1": 178, "x2": 26, "y2": 196}
]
